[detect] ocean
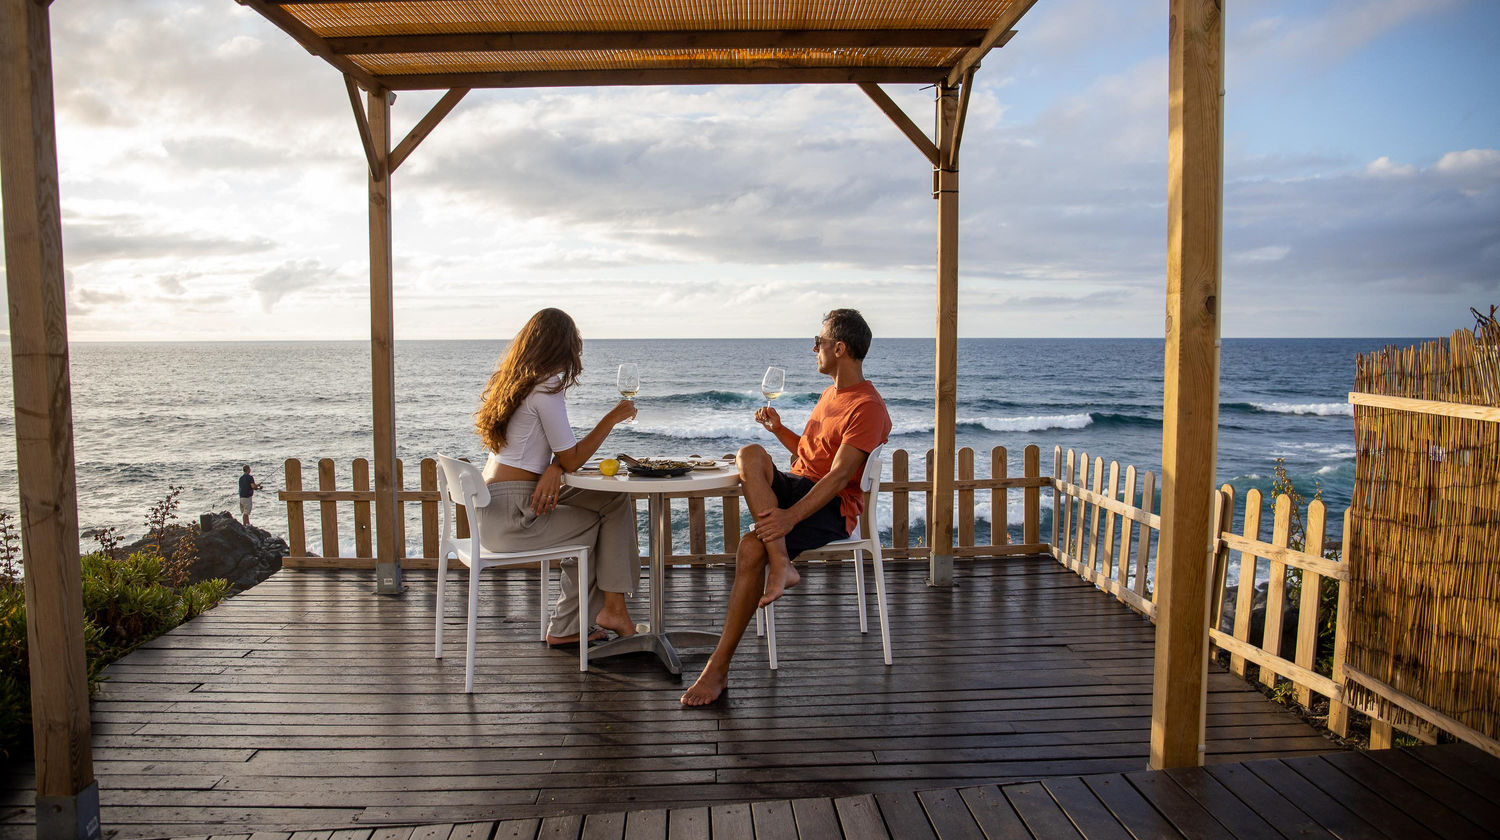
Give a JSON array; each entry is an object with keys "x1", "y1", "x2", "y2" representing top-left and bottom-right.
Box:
[{"x1": 0, "y1": 337, "x2": 1416, "y2": 555}]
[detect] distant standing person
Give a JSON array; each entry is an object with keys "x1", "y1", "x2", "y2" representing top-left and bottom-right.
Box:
[{"x1": 239, "y1": 465, "x2": 262, "y2": 525}]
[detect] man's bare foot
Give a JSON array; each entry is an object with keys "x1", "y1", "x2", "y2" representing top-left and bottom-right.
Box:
[
  {"x1": 681, "y1": 668, "x2": 728, "y2": 706},
  {"x1": 546, "y1": 627, "x2": 608, "y2": 646},
  {"x1": 595, "y1": 604, "x2": 637, "y2": 637},
  {"x1": 757, "y1": 563, "x2": 801, "y2": 608}
]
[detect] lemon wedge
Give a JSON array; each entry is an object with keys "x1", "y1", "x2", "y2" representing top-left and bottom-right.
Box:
[{"x1": 599, "y1": 458, "x2": 621, "y2": 476}]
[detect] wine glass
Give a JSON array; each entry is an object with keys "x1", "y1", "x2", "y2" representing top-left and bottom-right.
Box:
[
  {"x1": 761, "y1": 365, "x2": 786, "y2": 415},
  {"x1": 617, "y1": 363, "x2": 639, "y2": 424}
]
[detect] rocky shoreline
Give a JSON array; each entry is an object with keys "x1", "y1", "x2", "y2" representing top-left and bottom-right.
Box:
[{"x1": 112, "y1": 512, "x2": 290, "y2": 593}]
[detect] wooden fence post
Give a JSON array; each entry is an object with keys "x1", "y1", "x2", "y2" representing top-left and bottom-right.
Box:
[
  {"x1": 318, "y1": 458, "x2": 339, "y2": 561},
  {"x1": 421, "y1": 458, "x2": 438, "y2": 561},
  {"x1": 1261, "y1": 495, "x2": 1292, "y2": 688},
  {"x1": 893, "y1": 449, "x2": 910, "y2": 552},
  {"x1": 1101, "y1": 460, "x2": 1120, "y2": 580},
  {"x1": 993, "y1": 446, "x2": 1009, "y2": 545},
  {"x1": 958, "y1": 447, "x2": 975, "y2": 549},
  {"x1": 1230, "y1": 489, "x2": 1262, "y2": 677},
  {"x1": 1024, "y1": 445, "x2": 1040, "y2": 547},
  {"x1": 1139, "y1": 470, "x2": 1157, "y2": 598},
  {"x1": 1118, "y1": 465, "x2": 1138, "y2": 590},
  {"x1": 1328, "y1": 507, "x2": 1353, "y2": 736},
  {"x1": 1294, "y1": 501, "x2": 1327, "y2": 707},
  {"x1": 285, "y1": 459, "x2": 307, "y2": 558},
  {"x1": 353, "y1": 458, "x2": 373, "y2": 559},
  {"x1": 1052, "y1": 447, "x2": 1063, "y2": 551}
]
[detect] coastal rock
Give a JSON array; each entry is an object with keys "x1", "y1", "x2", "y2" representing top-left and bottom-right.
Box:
[
  {"x1": 121, "y1": 512, "x2": 288, "y2": 592},
  {"x1": 1217, "y1": 580, "x2": 1302, "y2": 657}
]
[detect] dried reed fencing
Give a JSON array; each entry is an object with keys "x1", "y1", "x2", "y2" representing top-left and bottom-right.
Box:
[
  {"x1": 276, "y1": 445, "x2": 1049, "y2": 570},
  {"x1": 1344, "y1": 325, "x2": 1500, "y2": 754}
]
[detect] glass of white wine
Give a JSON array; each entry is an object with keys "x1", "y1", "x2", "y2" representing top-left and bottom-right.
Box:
[
  {"x1": 617, "y1": 363, "x2": 639, "y2": 424},
  {"x1": 761, "y1": 366, "x2": 786, "y2": 421}
]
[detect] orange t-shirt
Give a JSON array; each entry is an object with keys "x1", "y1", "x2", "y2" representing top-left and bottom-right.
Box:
[{"x1": 789, "y1": 379, "x2": 892, "y2": 534}]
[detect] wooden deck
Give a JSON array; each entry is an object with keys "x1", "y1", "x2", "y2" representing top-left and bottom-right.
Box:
[
  {"x1": 97, "y1": 743, "x2": 1500, "y2": 840},
  {"x1": 1, "y1": 557, "x2": 1344, "y2": 838}
]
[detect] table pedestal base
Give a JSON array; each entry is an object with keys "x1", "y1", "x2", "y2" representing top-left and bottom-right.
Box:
[{"x1": 588, "y1": 628, "x2": 720, "y2": 675}]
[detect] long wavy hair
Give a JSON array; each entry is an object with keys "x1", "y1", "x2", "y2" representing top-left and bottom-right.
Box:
[{"x1": 475, "y1": 308, "x2": 584, "y2": 452}]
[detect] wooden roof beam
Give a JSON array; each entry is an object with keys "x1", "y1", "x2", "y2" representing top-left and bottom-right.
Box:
[
  {"x1": 944, "y1": 66, "x2": 976, "y2": 169},
  {"x1": 858, "y1": 82, "x2": 939, "y2": 167},
  {"x1": 344, "y1": 74, "x2": 385, "y2": 181},
  {"x1": 237, "y1": 0, "x2": 383, "y2": 91},
  {"x1": 946, "y1": 0, "x2": 1037, "y2": 86},
  {"x1": 389, "y1": 88, "x2": 469, "y2": 174},
  {"x1": 380, "y1": 66, "x2": 944, "y2": 90},
  {"x1": 326, "y1": 30, "x2": 989, "y2": 55}
]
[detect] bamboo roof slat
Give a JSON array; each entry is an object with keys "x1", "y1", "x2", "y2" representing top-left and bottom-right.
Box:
[{"x1": 247, "y1": 0, "x2": 1036, "y2": 89}]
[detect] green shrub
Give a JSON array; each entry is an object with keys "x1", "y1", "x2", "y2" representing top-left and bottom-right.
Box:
[{"x1": 0, "y1": 509, "x2": 229, "y2": 761}]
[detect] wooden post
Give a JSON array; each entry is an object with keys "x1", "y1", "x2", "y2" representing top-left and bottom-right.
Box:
[
  {"x1": 1023, "y1": 445, "x2": 1040, "y2": 546},
  {"x1": 1152, "y1": 0, "x2": 1224, "y2": 774},
  {"x1": 1151, "y1": 0, "x2": 1224, "y2": 771},
  {"x1": 930, "y1": 80, "x2": 961, "y2": 586},
  {"x1": 366, "y1": 86, "x2": 403, "y2": 594},
  {"x1": 1, "y1": 1, "x2": 102, "y2": 835}
]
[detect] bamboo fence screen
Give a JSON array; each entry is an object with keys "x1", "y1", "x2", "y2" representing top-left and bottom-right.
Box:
[{"x1": 1345, "y1": 323, "x2": 1500, "y2": 745}]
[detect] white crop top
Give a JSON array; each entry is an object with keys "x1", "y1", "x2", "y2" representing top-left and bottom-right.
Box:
[{"x1": 487, "y1": 376, "x2": 579, "y2": 474}]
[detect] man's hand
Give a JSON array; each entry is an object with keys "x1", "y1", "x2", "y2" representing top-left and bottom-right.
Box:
[
  {"x1": 755, "y1": 405, "x2": 781, "y2": 431},
  {"x1": 754, "y1": 506, "x2": 798, "y2": 542}
]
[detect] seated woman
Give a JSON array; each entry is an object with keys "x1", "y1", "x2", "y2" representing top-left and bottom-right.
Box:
[{"x1": 475, "y1": 308, "x2": 640, "y2": 644}]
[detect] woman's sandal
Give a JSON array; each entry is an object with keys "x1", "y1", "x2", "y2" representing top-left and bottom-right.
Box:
[{"x1": 545, "y1": 626, "x2": 608, "y2": 648}]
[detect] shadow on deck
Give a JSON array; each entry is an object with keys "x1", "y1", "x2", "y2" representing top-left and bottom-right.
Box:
[{"x1": 1, "y1": 556, "x2": 1342, "y2": 837}]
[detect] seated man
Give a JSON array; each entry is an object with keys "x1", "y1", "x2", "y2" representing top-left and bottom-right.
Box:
[{"x1": 682, "y1": 308, "x2": 891, "y2": 706}]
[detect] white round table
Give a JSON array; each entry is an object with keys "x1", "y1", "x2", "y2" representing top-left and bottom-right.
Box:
[{"x1": 564, "y1": 463, "x2": 741, "y2": 675}]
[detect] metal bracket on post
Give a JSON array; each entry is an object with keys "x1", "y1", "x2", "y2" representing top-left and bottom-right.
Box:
[{"x1": 37, "y1": 782, "x2": 101, "y2": 840}]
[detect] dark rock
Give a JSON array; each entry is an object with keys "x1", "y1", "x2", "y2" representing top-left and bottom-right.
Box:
[
  {"x1": 121, "y1": 512, "x2": 288, "y2": 593},
  {"x1": 1218, "y1": 579, "x2": 1302, "y2": 656}
]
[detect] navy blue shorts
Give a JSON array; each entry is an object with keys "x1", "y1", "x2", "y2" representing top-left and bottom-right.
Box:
[{"x1": 768, "y1": 469, "x2": 851, "y2": 559}]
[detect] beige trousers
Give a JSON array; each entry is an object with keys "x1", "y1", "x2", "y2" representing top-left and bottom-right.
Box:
[{"x1": 479, "y1": 481, "x2": 640, "y2": 637}]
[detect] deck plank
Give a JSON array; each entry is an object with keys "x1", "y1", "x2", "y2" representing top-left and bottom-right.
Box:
[
  {"x1": 916, "y1": 788, "x2": 984, "y2": 839},
  {"x1": 789, "y1": 798, "x2": 841, "y2": 839},
  {"x1": 1314, "y1": 752, "x2": 1492, "y2": 840},
  {"x1": 1197, "y1": 763, "x2": 1333, "y2": 840},
  {"x1": 830, "y1": 794, "x2": 888, "y2": 840},
  {"x1": 1037, "y1": 777, "x2": 1132, "y2": 840},
  {"x1": 1081, "y1": 774, "x2": 1181, "y2": 840}
]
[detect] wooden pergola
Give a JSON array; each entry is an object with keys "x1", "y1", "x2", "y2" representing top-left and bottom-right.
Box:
[{"x1": 1, "y1": 1, "x2": 1224, "y2": 836}]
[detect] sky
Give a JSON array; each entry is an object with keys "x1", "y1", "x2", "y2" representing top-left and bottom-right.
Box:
[{"x1": 0, "y1": 0, "x2": 1496, "y2": 341}]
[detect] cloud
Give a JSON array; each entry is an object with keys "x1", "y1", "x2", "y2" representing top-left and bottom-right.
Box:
[
  {"x1": 1366, "y1": 156, "x2": 1418, "y2": 178},
  {"x1": 62, "y1": 220, "x2": 276, "y2": 263},
  {"x1": 162, "y1": 136, "x2": 303, "y2": 171},
  {"x1": 1434, "y1": 149, "x2": 1500, "y2": 182},
  {"x1": 1233, "y1": 0, "x2": 1461, "y2": 71},
  {"x1": 250, "y1": 259, "x2": 340, "y2": 312}
]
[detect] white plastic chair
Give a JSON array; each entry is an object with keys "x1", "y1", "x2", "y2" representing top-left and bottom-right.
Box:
[
  {"x1": 434, "y1": 454, "x2": 592, "y2": 690},
  {"x1": 758, "y1": 444, "x2": 891, "y2": 669}
]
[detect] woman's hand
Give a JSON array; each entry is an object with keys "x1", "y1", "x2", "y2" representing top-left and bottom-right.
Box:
[
  {"x1": 608, "y1": 398, "x2": 638, "y2": 426},
  {"x1": 530, "y1": 464, "x2": 565, "y2": 515},
  {"x1": 755, "y1": 406, "x2": 781, "y2": 431}
]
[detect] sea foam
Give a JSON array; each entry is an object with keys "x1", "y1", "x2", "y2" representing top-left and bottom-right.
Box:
[{"x1": 1251, "y1": 401, "x2": 1353, "y2": 417}]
